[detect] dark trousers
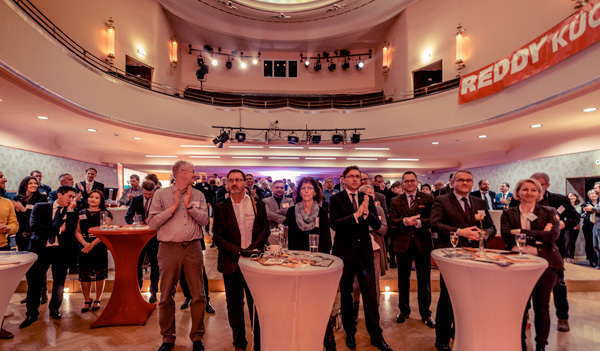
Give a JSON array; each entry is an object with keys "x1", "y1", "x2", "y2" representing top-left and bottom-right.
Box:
[
  {"x1": 223, "y1": 267, "x2": 260, "y2": 351},
  {"x1": 522, "y1": 268, "x2": 557, "y2": 349},
  {"x1": 435, "y1": 275, "x2": 454, "y2": 345},
  {"x1": 397, "y1": 240, "x2": 432, "y2": 318},
  {"x1": 15, "y1": 233, "x2": 31, "y2": 252},
  {"x1": 552, "y1": 269, "x2": 568, "y2": 320},
  {"x1": 138, "y1": 236, "x2": 159, "y2": 293},
  {"x1": 339, "y1": 256, "x2": 382, "y2": 340},
  {"x1": 582, "y1": 226, "x2": 598, "y2": 265},
  {"x1": 25, "y1": 247, "x2": 68, "y2": 316},
  {"x1": 180, "y1": 267, "x2": 209, "y2": 301},
  {"x1": 566, "y1": 228, "x2": 579, "y2": 259}
]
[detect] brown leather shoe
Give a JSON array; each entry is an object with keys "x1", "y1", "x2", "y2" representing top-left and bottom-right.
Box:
[
  {"x1": 0, "y1": 329, "x2": 14, "y2": 339},
  {"x1": 557, "y1": 318, "x2": 570, "y2": 332}
]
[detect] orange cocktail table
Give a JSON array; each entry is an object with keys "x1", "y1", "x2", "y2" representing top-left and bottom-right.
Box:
[{"x1": 88, "y1": 226, "x2": 157, "y2": 328}]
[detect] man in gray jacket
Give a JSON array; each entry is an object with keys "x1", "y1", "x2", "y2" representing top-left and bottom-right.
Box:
[{"x1": 263, "y1": 180, "x2": 294, "y2": 229}]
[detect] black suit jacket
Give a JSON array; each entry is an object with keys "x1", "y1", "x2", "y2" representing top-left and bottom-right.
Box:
[
  {"x1": 212, "y1": 197, "x2": 269, "y2": 275},
  {"x1": 470, "y1": 190, "x2": 497, "y2": 209},
  {"x1": 430, "y1": 193, "x2": 496, "y2": 248},
  {"x1": 78, "y1": 180, "x2": 105, "y2": 207},
  {"x1": 500, "y1": 204, "x2": 563, "y2": 270},
  {"x1": 29, "y1": 202, "x2": 79, "y2": 254},
  {"x1": 125, "y1": 195, "x2": 153, "y2": 224},
  {"x1": 389, "y1": 191, "x2": 434, "y2": 253},
  {"x1": 329, "y1": 190, "x2": 381, "y2": 262}
]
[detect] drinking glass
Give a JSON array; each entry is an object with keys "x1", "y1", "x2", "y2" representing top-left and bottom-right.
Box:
[
  {"x1": 516, "y1": 233, "x2": 527, "y2": 256},
  {"x1": 100, "y1": 211, "x2": 108, "y2": 229},
  {"x1": 108, "y1": 188, "x2": 114, "y2": 205},
  {"x1": 308, "y1": 234, "x2": 319, "y2": 256},
  {"x1": 450, "y1": 231, "x2": 459, "y2": 253},
  {"x1": 280, "y1": 225, "x2": 289, "y2": 253},
  {"x1": 134, "y1": 214, "x2": 143, "y2": 226}
]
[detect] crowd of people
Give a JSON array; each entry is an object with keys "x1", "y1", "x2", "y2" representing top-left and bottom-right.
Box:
[{"x1": 1, "y1": 164, "x2": 598, "y2": 351}]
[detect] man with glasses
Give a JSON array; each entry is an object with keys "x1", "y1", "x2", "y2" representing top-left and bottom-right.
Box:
[
  {"x1": 213, "y1": 169, "x2": 269, "y2": 351},
  {"x1": 430, "y1": 169, "x2": 496, "y2": 351},
  {"x1": 330, "y1": 166, "x2": 392, "y2": 351},
  {"x1": 148, "y1": 160, "x2": 209, "y2": 351}
]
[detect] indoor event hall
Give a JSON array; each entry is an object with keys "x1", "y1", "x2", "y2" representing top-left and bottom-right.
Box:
[{"x1": 1, "y1": 0, "x2": 600, "y2": 350}]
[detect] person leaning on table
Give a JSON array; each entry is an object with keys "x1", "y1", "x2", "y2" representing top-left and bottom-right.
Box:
[{"x1": 500, "y1": 178, "x2": 562, "y2": 351}]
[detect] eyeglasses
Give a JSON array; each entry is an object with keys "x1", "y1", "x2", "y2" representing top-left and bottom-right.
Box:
[
  {"x1": 360, "y1": 178, "x2": 371, "y2": 181},
  {"x1": 455, "y1": 178, "x2": 473, "y2": 183},
  {"x1": 403, "y1": 179, "x2": 416, "y2": 183},
  {"x1": 228, "y1": 178, "x2": 245, "y2": 183},
  {"x1": 345, "y1": 174, "x2": 361, "y2": 179}
]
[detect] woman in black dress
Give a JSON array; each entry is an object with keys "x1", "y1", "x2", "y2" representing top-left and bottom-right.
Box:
[
  {"x1": 12, "y1": 176, "x2": 48, "y2": 251},
  {"x1": 75, "y1": 189, "x2": 112, "y2": 313},
  {"x1": 501, "y1": 178, "x2": 562, "y2": 351}
]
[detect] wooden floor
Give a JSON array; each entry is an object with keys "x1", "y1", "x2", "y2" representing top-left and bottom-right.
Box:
[{"x1": 2, "y1": 290, "x2": 600, "y2": 351}]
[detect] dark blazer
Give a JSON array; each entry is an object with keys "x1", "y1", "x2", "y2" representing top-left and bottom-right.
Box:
[
  {"x1": 329, "y1": 190, "x2": 381, "y2": 262},
  {"x1": 78, "y1": 180, "x2": 105, "y2": 207},
  {"x1": 430, "y1": 193, "x2": 496, "y2": 248},
  {"x1": 13, "y1": 192, "x2": 48, "y2": 234},
  {"x1": 389, "y1": 191, "x2": 434, "y2": 253},
  {"x1": 29, "y1": 202, "x2": 78, "y2": 254},
  {"x1": 373, "y1": 191, "x2": 388, "y2": 218},
  {"x1": 212, "y1": 197, "x2": 269, "y2": 275},
  {"x1": 125, "y1": 195, "x2": 153, "y2": 224},
  {"x1": 500, "y1": 204, "x2": 563, "y2": 270},
  {"x1": 284, "y1": 205, "x2": 331, "y2": 253},
  {"x1": 470, "y1": 190, "x2": 497, "y2": 209}
]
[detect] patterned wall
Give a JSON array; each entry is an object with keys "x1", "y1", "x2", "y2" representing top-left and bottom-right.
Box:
[
  {"x1": 423, "y1": 149, "x2": 600, "y2": 196},
  {"x1": 0, "y1": 145, "x2": 118, "y2": 191}
]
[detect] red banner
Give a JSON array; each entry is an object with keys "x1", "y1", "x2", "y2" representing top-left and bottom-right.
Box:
[{"x1": 459, "y1": 0, "x2": 600, "y2": 104}]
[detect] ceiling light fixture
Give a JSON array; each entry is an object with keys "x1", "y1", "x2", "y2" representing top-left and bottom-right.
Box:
[
  {"x1": 37, "y1": 116, "x2": 49, "y2": 120},
  {"x1": 583, "y1": 107, "x2": 597, "y2": 112},
  {"x1": 212, "y1": 130, "x2": 230, "y2": 148},
  {"x1": 432, "y1": 141, "x2": 440, "y2": 145},
  {"x1": 530, "y1": 124, "x2": 543, "y2": 128},
  {"x1": 180, "y1": 145, "x2": 216, "y2": 148},
  {"x1": 308, "y1": 146, "x2": 342, "y2": 150},
  {"x1": 288, "y1": 134, "x2": 300, "y2": 144},
  {"x1": 346, "y1": 157, "x2": 377, "y2": 161},
  {"x1": 305, "y1": 157, "x2": 337, "y2": 160},
  {"x1": 356, "y1": 58, "x2": 364, "y2": 71},
  {"x1": 87, "y1": 128, "x2": 97, "y2": 132},
  {"x1": 231, "y1": 156, "x2": 263, "y2": 159},
  {"x1": 387, "y1": 158, "x2": 420, "y2": 161},
  {"x1": 269, "y1": 146, "x2": 304, "y2": 149},
  {"x1": 235, "y1": 131, "x2": 246, "y2": 142},
  {"x1": 478, "y1": 135, "x2": 487, "y2": 138},
  {"x1": 350, "y1": 133, "x2": 361, "y2": 144},
  {"x1": 332, "y1": 133, "x2": 344, "y2": 144},
  {"x1": 229, "y1": 145, "x2": 264, "y2": 149},
  {"x1": 268, "y1": 157, "x2": 301, "y2": 160},
  {"x1": 310, "y1": 134, "x2": 321, "y2": 144},
  {"x1": 145, "y1": 155, "x2": 177, "y2": 158},
  {"x1": 189, "y1": 155, "x2": 221, "y2": 158},
  {"x1": 355, "y1": 147, "x2": 390, "y2": 150}
]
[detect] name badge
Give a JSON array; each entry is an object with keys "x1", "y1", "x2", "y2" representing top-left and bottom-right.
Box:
[
  {"x1": 526, "y1": 213, "x2": 538, "y2": 222},
  {"x1": 26, "y1": 204, "x2": 35, "y2": 210},
  {"x1": 282, "y1": 203, "x2": 290, "y2": 209},
  {"x1": 79, "y1": 214, "x2": 87, "y2": 220},
  {"x1": 316, "y1": 217, "x2": 320, "y2": 228},
  {"x1": 557, "y1": 205, "x2": 565, "y2": 214}
]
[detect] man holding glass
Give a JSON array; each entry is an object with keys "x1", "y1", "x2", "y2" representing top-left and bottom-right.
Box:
[
  {"x1": 430, "y1": 169, "x2": 496, "y2": 350},
  {"x1": 148, "y1": 160, "x2": 209, "y2": 351}
]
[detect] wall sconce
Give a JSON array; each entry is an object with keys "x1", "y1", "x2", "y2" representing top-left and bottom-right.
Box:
[
  {"x1": 105, "y1": 17, "x2": 115, "y2": 64},
  {"x1": 456, "y1": 24, "x2": 465, "y2": 71},
  {"x1": 170, "y1": 38, "x2": 178, "y2": 68},
  {"x1": 382, "y1": 43, "x2": 390, "y2": 73}
]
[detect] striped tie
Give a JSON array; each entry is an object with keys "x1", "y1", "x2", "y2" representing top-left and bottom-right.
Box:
[{"x1": 409, "y1": 195, "x2": 415, "y2": 212}]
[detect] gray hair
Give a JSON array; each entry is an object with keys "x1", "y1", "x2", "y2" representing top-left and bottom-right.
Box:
[{"x1": 172, "y1": 160, "x2": 193, "y2": 177}]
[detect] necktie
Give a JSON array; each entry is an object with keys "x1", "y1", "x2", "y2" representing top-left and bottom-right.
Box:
[
  {"x1": 461, "y1": 197, "x2": 472, "y2": 223},
  {"x1": 409, "y1": 195, "x2": 415, "y2": 212},
  {"x1": 144, "y1": 198, "x2": 150, "y2": 218},
  {"x1": 50, "y1": 206, "x2": 65, "y2": 244},
  {"x1": 87, "y1": 182, "x2": 91, "y2": 193},
  {"x1": 350, "y1": 193, "x2": 358, "y2": 212},
  {"x1": 482, "y1": 192, "x2": 490, "y2": 210}
]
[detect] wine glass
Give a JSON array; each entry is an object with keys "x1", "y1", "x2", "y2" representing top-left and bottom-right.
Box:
[
  {"x1": 515, "y1": 233, "x2": 526, "y2": 256},
  {"x1": 450, "y1": 231, "x2": 459, "y2": 254}
]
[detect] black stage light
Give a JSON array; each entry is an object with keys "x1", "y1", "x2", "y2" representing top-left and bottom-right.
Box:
[
  {"x1": 314, "y1": 62, "x2": 321, "y2": 71},
  {"x1": 213, "y1": 131, "x2": 230, "y2": 147},
  {"x1": 288, "y1": 135, "x2": 299, "y2": 144},
  {"x1": 342, "y1": 61, "x2": 350, "y2": 70},
  {"x1": 332, "y1": 133, "x2": 343, "y2": 144},
  {"x1": 328, "y1": 63, "x2": 336, "y2": 71},
  {"x1": 235, "y1": 131, "x2": 246, "y2": 142},
  {"x1": 226, "y1": 60, "x2": 233, "y2": 69},
  {"x1": 351, "y1": 133, "x2": 361, "y2": 144},
  {"x1": 310, "y1": 134, "x2": 321, "y2": 144},
  {"x1": 196, "y1": 65, "x2": 209, "y2": 80},
  {"x1": 356, "y1": 60, "x2": 364, "y2": 71}
]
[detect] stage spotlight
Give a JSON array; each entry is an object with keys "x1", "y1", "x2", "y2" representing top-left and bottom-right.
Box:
[
  {"x1": 342, "y1": 61, "x2": 350, "y2": 70},
  {"x1": 235, "y1": 131, "x2": 246, "y2": 142},
  {"x1": 196, "y1": 56, "x2": 209, "y2": 80},
  {"x1": 310, "y1": 134, "x2": 321, "y2": 144},
  {"x1": 356, "y1": 60, "x2": 364, "y2": 71},
  {"x1": 304, "y1": 59, "x2": 310, "y2": 67},
  {"x1": 212, "y1": 58, "x2": 218, "y2": 66},
  {"x1": 332, "y1": 133, "x2": 344, "y2": 144},
  {"x1": 351, "y1": 133, "x2": 361, "y2": 144},
  {"x1": 288, "y1": 134, "x2": 299, "y2": 144},
  {"x1": 226, "y1": 60, "x2": 233, "y2": 69},
  {"x1": 241, "y1": 61, "x2": 247, "y2": 69},
  {"x1": 328, "y1": 62, "x2": 336, "y2": 71},
  {"x1": 212, "y1": 131, "x2": 230, "y2": 148},
  {"x1": 314, "y1": 62, "x2": 321, "y2": 71}
]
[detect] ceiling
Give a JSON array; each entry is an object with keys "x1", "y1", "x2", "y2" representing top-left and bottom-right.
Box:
[{"x1": 1, "y1": 0, "x2": 600, "y2": 179}]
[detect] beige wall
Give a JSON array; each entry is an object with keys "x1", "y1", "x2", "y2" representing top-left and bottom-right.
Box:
[{"x1": 0, "y1": 145, "x2": 118, "y2": 192}]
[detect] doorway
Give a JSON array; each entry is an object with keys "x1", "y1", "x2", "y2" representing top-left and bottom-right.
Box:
[{"x1": 413, "y1": 60, "x2": 442, "y2": 97}]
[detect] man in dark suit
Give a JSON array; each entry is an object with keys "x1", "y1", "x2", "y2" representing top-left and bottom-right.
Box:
[
  {"x1": 512, "y1": 172, "x2": 579, "y2": 333},
  {"x1": 77, "y1": 167, "x2": 105, "y2": 207},
  {"x1": 213, "y1": 169, "x2": 269, "y2": 351},
  {"x1": 20, "y1": 186, "x2": 78, "y2": 329},
  {"x1": 389, "y1": 171, "x2": 435, "y2": 328},
  {"x1": 330, "y1": 166, "x2": 392, "y2": 351},
  {"x1": 49, "y1": 173, "x2": 82, "y2": 203},
  {"x1": 245, "y1": 173, "x2": 263, "y2": 200},
  {"x1": 125, "y1": 180, "x2": 159, "y2": 303},
  {"x1": 470, "y1": 179, "x2": 497, "y2": 210},
  {"x1": 430, "y1": 169, "x2": 496, "y2": 350}
]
